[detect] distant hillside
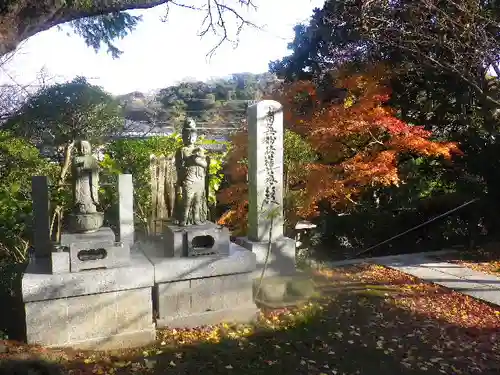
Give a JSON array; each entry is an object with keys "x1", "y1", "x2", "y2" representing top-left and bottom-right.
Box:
[
  {"x1": 116, "y1": 91, "x2": 163, "y2": 123},
  {"x1": 117, "y1": 72, "x2": 281, "y2": 130}
]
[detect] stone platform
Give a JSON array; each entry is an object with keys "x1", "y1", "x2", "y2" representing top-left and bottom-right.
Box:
[
  {"x1": 21, "y1": 250, "x2": 155, "y2": 350},
  {"x1": 139, "y1": 239, "x2": 258, "y2": 328}
]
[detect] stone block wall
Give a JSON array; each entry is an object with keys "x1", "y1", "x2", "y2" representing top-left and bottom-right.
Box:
[
  {"x1": 22, "y1": 250, "x2": 156, "y2": 350},
  {"x1": 22, "y1": 240, "x2": 261, "y2": 349},
  {"x1": 25, "y1": 287, "x2": 155, "y2": 350},
  {"x1": 156, "y1": 272, "x2": 257, "y2": 328}
]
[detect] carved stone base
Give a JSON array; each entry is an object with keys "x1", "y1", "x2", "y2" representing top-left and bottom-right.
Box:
[
  {"x1": 68, "y1": 212, "x2": 104, "y2": 233},
  {"x1": 164, "y1": 222, "x2": 230, "y2": 257},
  {"x1": 60, "y1": 227, "x2": 131, "y2": 272}
]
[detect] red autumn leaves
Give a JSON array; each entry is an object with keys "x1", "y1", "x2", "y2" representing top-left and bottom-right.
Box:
[{"x1": 218, "y1": 66, "x2": 460, "y2": 230}]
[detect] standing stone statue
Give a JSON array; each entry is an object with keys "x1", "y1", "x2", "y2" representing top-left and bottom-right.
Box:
[
  {"x1": 68, "y1": 140, "x2": 104, "y2": 233},
  {"x1": 174, "y1": 118, "x2": 209, "y2": 226}
]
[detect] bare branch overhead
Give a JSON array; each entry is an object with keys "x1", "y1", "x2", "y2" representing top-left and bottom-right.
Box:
[
  {"x1": 0, "y1": 0, "x2": 257, "y2": 58},
  {"x1": 360, "y1": 0, "x2": 500, "y2": 107}
]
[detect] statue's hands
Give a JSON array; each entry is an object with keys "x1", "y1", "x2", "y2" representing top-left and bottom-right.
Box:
[
  {"x1": 194, "y1": 156, "x2": 208, "y2": 167},
  {"x1": 193, "y1": 147, "x2": 205, "y2": 156}
]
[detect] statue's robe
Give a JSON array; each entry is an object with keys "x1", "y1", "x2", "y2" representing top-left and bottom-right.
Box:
[
  {"x1": 72, "y1": 155, "x2": 99, "y2": 214},
  {"x1": 173, "y1": 146, "x2": 209, "y2": 225}
]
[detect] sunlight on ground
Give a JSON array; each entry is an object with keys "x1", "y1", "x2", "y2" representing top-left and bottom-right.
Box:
[
  {"x1": 431, "y1": 248, "x2": 500, "y2": 276},
  {"x1": 1, "y1": 264, "x2": 500, "y2": 374}
]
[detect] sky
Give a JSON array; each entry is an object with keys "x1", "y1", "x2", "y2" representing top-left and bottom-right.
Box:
[{"x1": 0, "y1": 0, "x2": 324, "y2": 95}]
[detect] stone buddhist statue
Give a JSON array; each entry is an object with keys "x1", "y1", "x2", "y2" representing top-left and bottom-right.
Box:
[
  {"x1": 69, "y1": 140, "x2": 104, "y2": 233},
  {"x1": 174, "y1": 118, "x2": 209, "y2": 226}
]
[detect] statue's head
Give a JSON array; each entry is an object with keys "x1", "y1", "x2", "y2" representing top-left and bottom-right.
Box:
[
  {"x1": 76, "y1": 140, "x2": 92, "y2": 156},
  {"x1": 182, "y1": 117, "x2": 197, "y2": 146}
]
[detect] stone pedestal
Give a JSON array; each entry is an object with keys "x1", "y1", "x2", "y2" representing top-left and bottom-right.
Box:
[
  {"x1": 68, "y1": 212, "x2": 104, "y2": 233},
  {"x1": 236, "y1": 236, "x2": 305, "y2": 308},
  {"x1": 139, "y1": 240, "x2": 258, "y2": 328},
  {"x1": 60, "y1": 227, "x2": 130, "y2": 272},
  {"x1": 21, "y1": 250, "x2": 155, "y2": 350},
  {"x1": 163, "y1": 222, "x2": 230, "y2": 257},
  {"x1": 236, "y1": 235, "x2": 296, "y2": 278}
]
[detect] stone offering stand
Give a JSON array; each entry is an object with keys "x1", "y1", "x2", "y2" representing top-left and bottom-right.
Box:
[{"x1": 21, "y1": 100, "x2": 299, "y2": 350}]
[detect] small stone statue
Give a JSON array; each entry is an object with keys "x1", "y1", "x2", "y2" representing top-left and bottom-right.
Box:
[
  {"x1": 69, "y1": 140, "x2": 104, "y2": 233},
  {"x1": 174, "y1": 118, "x2": 209, "y2": 226}
]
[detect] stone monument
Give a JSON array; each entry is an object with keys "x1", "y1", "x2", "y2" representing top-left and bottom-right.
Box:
[
  {"x1": 236, "y1": 100, "x2": 297, "y2": 277},
  {"x1": 164, "y1": 118, "x2": 230, "y2": 257},
  {"x1": 138, "y1": 118, "x2": 258, "y2": 328},
  {"x1": 21, "y1": 153, "x2": 155, "y2": 349},
  {"x1": 229, "y1": 100, "x2": 308, "y2": 308}
]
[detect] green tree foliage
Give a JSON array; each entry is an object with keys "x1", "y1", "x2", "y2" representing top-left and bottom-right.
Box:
[
  {"x1": 269, "y1": 0, "x2": 499, "y2": 137},
  {"x1": 0, "y1": 131, "x2": 55, "y2": 263},
  {"x1": 283, "y1": 130, "x2": 317, "y2": 228},
  {"x1": 284, "y1": 130, "x2": 317, "y2": 171},
  {"x1": 270, "y1": 0, "x2": 499, "y2": 104},
  {"x1": 117, "y1": 91, "x2": 162, "y2": 123},
  {"x1": 6, "y1": 76, "x2": 123, "y2": 151},
  {"x1": 155, "y1": 73, "x2": 279, "y2": 129},
  {"x1": 5, "y1": 77, "x2": 124, "y2": 240},
  {"x1": 100, "y1": 136, "x2": 181, "y2": 232},
  {"x1": 268, "y1": 1, "x2": 378, "y2": 82},
  {"x1": 157, "y1": 81, "x2": 218, "y2": 127},
  {"x1": 101, "y1": 136, "x2": 227, "y2": 234},
  {"x1": 69, "y1": 12, "x2": 142, "y2": 59}
]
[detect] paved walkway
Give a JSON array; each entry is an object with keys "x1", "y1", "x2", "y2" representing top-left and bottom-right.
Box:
[{"x1": 374, "y1": 253, "x2": 500, "y2": 306}]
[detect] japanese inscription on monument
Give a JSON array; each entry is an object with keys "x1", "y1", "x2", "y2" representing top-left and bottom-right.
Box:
[
  {"x1": 263, "y1": 108, "x2": 278, "y2": 205},
  {"x1": 247, "y1": 100, "x2": 285, "y2": 242}
]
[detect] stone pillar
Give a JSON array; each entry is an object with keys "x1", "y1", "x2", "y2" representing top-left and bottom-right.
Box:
[
  {"x1": 236, "y1": 100, "x2": 296, "y2": 279},
  {"x1": 118, "y1": 174, "x2": 134, "y2": 247},
  {"x1": 247, "y1": 100, "x2": 285, "y2": 242},
  {"x1": 31, "y1": 176, "x2": 51, "y2": 258}
]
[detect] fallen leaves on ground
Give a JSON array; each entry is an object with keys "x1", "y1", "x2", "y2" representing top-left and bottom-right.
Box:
[
  {"x1": 431, "y1": 246, "x2": 500, "y2": 275},
  {"x1": 1, "y1": 264, "x2": 499, "y2": 374},
  {"x1": 329, "y1": 263, "x2": 500, "y2": 329}
]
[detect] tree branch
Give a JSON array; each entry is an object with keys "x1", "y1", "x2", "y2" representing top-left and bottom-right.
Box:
[
  {"x1": 388, "y1": 41, "x2": 500, "y2": 109},
  {"x1": 165, "y1": 0, "x2": 258, "y2": 58},
  {"x1": 0, "y1": 0, "x2": 257, "y2": 57},
  {"x1": 360, "y1": 0, "x2": 500, "y2": 109}
]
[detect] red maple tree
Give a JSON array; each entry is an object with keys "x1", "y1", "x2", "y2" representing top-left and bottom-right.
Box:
[{"x1": 218, "y1": 66, "x2": 460, "y2": 233}]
